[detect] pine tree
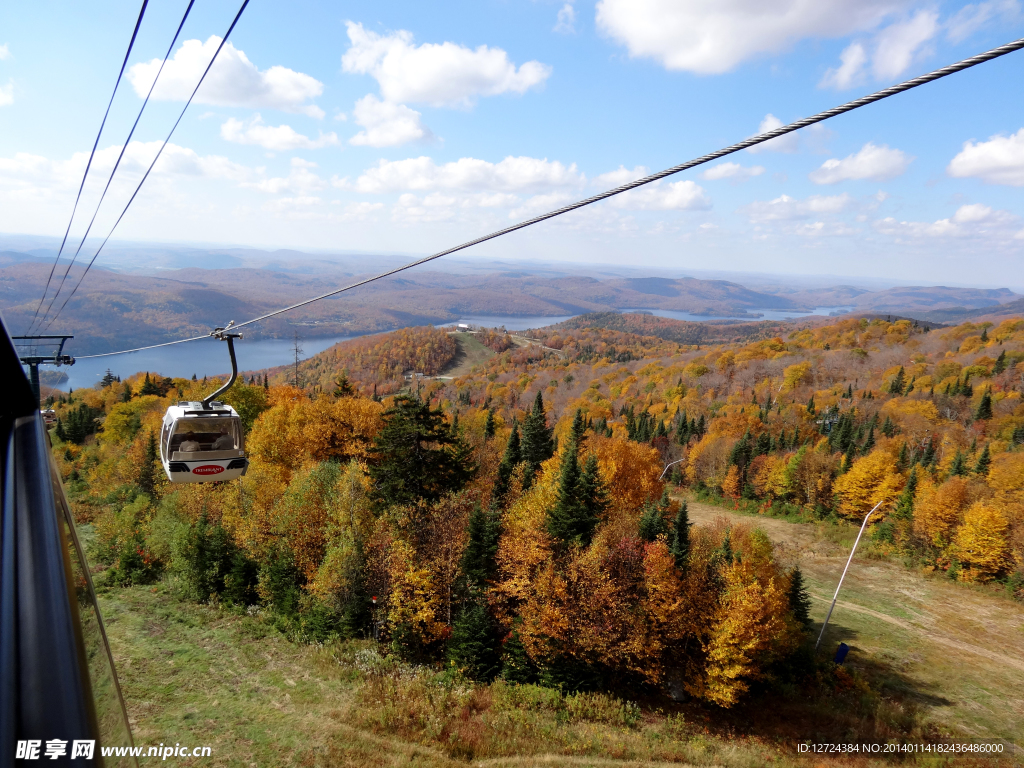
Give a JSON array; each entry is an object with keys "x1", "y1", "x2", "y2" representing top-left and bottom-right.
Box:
[
  {"x1": 520, "y1": 391, "x2": 554, "y2": 482},
  {"x1": 263, "y1": 373, "x2": 269, "y2": 390},
  {"x1": 980, "y1": 327, "x2": 989, "y2": 342},
  {"x1": 974, "y1": 444, "x2": 991, "y2": 476},
  {"x1": 806, "y1": 395, "x2": 815, "y2": 416},
  {"x1": 994, "y1": 350, "x2": 1007, "y2": 375},
  {"x1": 332, "y1": 373, "x2": 355, "y2": 398},
  {"x1": 670, "y1": 500, "x2": 691, "y2": 570},
  {"x1": 861, "y1": 426, "x2": 876, "y2": 454},
  {"x1": 101, "y1": 369, "x2": 117, "y2": 388},
  {"x1": 492, "y1": 422, "x2": 522, "y2": 504},
  {"x1": 892, "y1": 467, "x2": 917, "y2": 521},
  {"x1": 638, "y1": 501, "x2": 667, "y2": 542},
  {"x1": 448, "y1": 598, "x2": 501, "y2": 681},
  {"x1": 975, "y1": 390, "x2": 993, "y2": 420},
  {"x1": 484, "y1": 409, "x2": 495, "y2": 439},
  {"x1": 896, "y1": 442, "x2": 909, "y2": 471},
  {"x1": 569, "y1": 408, "x2": 586, "y2": 446},
  {"x1": 368, "y1": 395, "x2": 475, "y2": 509},
  {"x1": 461, "y1": 505, "x2": 501, "y2": 587},
  {"x1": 137, "y1": 429, "x2": 158, "y2": 497},
  {"x1": 140, "y1": 373, "x2": 160, "y2": 396},
  {"x1": 788, "y1": 567, "x2": 813, "y2": 630},
  {"x1": 949, "y1": 449, "x2": 968, "y2": 477},
  {"x1": 888, "y1": 366, "x2": 906, "y2": 395},
  {"x1": 120, "y1": 381, "x2": 132, "y2": 403},
  {"x1": 547, "y1": 440, "x2": 585, "y2": 545},
  {"x1": 500, "y1": 619, "x2": 535, "y2": 683},
  {"x1": 192, "y1": 373, "x2": 198, "y2": 381}
]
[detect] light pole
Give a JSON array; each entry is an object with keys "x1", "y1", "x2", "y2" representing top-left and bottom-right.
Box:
[{"x1": 815, "y1": 499, "x2": 885, "y2": 652}]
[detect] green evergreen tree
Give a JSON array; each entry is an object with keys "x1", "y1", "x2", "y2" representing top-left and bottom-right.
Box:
[
  {"x1": 806, "y1": 395, "x2": 815, "y2": 416},
  {"x1": 638, "y1": 501, "x2": 667, "y2": 542},
  {"x1": 788, "y1": 567, "x2": 813, "y2": 630},
  {"x1": 448, "y1": 598, "x2": 501, "y2": 681},
  {"x1": 332, "y1": 373, "x2": 355, "y2": 398},
  {"x1": 54, "y1": 418, "x2": 67, "y2": 442},
  {"x1": 993, "y1": 350, "x2": 1007, "y2": 374},
  {"x1": 862, "y1": 426, "x2": 876, "y2": 454},
  {"x1": 949, "y1": 449, "x2": 968, "y2": 477},
  {"x1": 101, "y1": 369, "x2": 117, "y2": 388},
  {"x1": 975, "y1": 390, "x2": 993, "y2": 420},
  {"x1": 980, "y1": 327, "x2": 989, "y2": 342},
  {"x1": 492, "y1": 422, "x2": 522, "y2": 504},
  {"x1": 140, "y1": 373, "x2": 160, "y2": 396},
  {"x1": 520, "y1": 391, "x2": 554, "y2": 483},
  {"x1": 974, "y1": 444, "x2": 991, "y2": 476},
  {"x1": 483, "y1": 409, "x2": 495, "y2": 439},
  {"x1": 263, "y1": 373, "x2": 269, "y2": 390},
  {"x1": 368, "y1": 395, "x2": 475, "y2": 509},
  {"x1": 460, "y1": 504, "x2": 501, "y2": 587},
  {"x1": 670, "y1": 500, "x2": 691, "y2": 570},
  {"x1": 888, "y1": 366, "x2": 906, "y2": 395},
  {"x1": 893, "y1": 467, "x2": 917, "y2": 521},
  {"x1": 569, "y1": 408, "x2": 586, "y2": 446},
  {"x1": 500, "y1": 619, "x2": 535, "y2": 683},
  {"x1": 120, "y1": 381, "x2": 132, "y2": 403}
]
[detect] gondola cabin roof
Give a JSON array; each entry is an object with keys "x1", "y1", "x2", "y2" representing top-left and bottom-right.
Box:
[{"x1": 164, "y1": 401, "x2": 240, "y2": 421}]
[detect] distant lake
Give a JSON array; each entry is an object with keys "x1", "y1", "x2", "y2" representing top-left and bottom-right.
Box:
[
  {"x1": 45, "y1": 306, "x2": 853, "y2": 391},
  {"x1": 48, "y1": 334, "x2": 357, "y2": 391},
  {"x1": 621, "y1": 306, "x2": 854, "y2": 322}
]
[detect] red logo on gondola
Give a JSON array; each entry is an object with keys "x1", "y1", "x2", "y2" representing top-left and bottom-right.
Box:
[{"x1": 192, "y1": 465, "x2": 225, "y2": 475}]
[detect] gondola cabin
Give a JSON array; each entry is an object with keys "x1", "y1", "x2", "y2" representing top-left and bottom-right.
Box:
[{"x1": 160, "y1": 401, "x2": 248, "y2": 483}]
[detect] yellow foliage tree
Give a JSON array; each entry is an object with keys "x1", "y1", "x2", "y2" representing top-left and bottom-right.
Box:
[
  {"x1": 721, "y1": 465, "x2": 741, "y2": 499},
  {"x1": 782, "y1": 361, "x2": 811, "y2": 391},
  {"x1": 833, "y1": 448, "x2": 903, "y2": 520},
  {"x1": 913, "y1": 476, "x2": 970, "y2": 548},
  {"x1": 952, "y1": 501, "x2": 1014, "y2": 581},
  {"x1": 589, "y1": 436, "x2": 663, "y2": 513}
]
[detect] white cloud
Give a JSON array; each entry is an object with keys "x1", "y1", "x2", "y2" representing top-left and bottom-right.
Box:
[
  {"x1": 128, "y1": 37, "x2": 325, "y2": 118},
  {"x1": 947, "y1": 128, "x2": 1024, "y2": 186},
  {"x1": 747, "y1": 114, "x2": 799, "y2": 154},
  {"x1": 246, "y1": 158, "x2": 327, "y2": 194},
  {"x1": 555, "y1": 3, "x2": 577, "y2": 33},
  {"x1": 809, "y1": 142, "x2": 911, "y2": 184},
  {"x1": 701, "y1": 162, "x2": 765, "y2": 181},
  {"x1": 609, "y1": 180, "x2": 711, "y2": 211},
  {"x1": 947, "y1": 0, "x2": 1020, "y2": 43},
  {"x1": 221, "y1": 114, "x2": 339, "y2": 150},
  {"x1": 874, "y1": 204, "x2": 1018, "y2": 237},
  {"x1": 341, "y1": 22, "x2": 551, "y2": 108},
  {"x1": 349, "y1": 95, "x2": 431, "y2": 147},
  {"x1": 872, "y1": 9, "x2": 938, "y2": 79},
  {"x1": 510, "y1": 192, "x2": 576, "y2": 219},
  {"x1": 350, "y1": 155, "x2": 584, "y2": 194},
  {"x1": 593, "y1": 165, "x2": 649, "y2": 187},
  {"x1": 820, "y1": 42, "x2": 867, "y2": 89},
  {"x1": 595, "y1": 0, "x2": 914, "y2": 74},
  {"x1": 0, "y1": 80, "x2": 12, "y2": 107},
  {"x1": 0, "y1": 44, "x2": 10, "y2": 60},
  {"x1": 745, "y1": 193, "x2": 853, "y2": 222}
]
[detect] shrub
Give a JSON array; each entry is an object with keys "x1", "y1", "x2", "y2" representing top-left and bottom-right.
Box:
[{"x1": 94, "y1": 494, "x2": 161, "y2": 586}]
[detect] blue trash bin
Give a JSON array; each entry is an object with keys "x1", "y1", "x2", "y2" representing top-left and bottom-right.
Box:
[{"x1": 834, "y1": 642, "x2": 850, "y2": 664}]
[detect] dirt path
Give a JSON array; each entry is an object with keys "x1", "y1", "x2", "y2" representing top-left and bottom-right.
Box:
[{"x1": 675, "y1": 497, "x2": 1024, "y2": 740}]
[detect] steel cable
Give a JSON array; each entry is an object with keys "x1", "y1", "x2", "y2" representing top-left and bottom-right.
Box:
[
  {"x1": 34, "y1": 0, "x2": 197, "y2": 332},
  {"x1": 28, "y1": 0, "x2": 150, "y2": 331},
  {"x1": 73, "y1": 35, "x2": 1024, "y2": 358},
  {"x1": 43, "y1": 0, "x2": 252, "y2": 331}
]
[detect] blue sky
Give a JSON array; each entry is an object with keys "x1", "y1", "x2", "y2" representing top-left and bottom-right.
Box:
[{"x1": 1, "y1": 0, "x2": 1023, "y2": 286}]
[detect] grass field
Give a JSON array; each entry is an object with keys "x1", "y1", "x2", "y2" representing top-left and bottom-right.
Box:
[
  {"x1": 439, "y1": 333, "x2": 497, "y2": 378},
  {"x1": 678, "y1": 498, "x2": 1024, "y2": 744}
]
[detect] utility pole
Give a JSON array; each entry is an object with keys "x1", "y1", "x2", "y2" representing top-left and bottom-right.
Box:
[
  {"x1": 291, "y1": 332, "x2": 303, "y2": 389},
  {"x1": 13, "y1": 335, "x2": 75, "y2": 406}
]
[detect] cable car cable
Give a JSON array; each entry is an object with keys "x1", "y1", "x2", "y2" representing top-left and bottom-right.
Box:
[
  {"x1": 27, "y1": 0, "x2": 150, "y2": 331},
  {"x1": 71, "y1": 34, "x2": 1024, "y2": 359},
  {"x1": 42, "y1": 0, "x2": 252, "y2": 332},
  {"x1": 33, "y1": 0, "x2": 198, "y2": 333}
]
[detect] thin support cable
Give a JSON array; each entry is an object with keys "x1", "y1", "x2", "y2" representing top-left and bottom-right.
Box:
[
  {"x1": 72, "y1": 35, "x2": 1024, "y2": 358},
  {"x1": 28, "y1": 0, "x2": 150, "y2": 332},
  {"x1": 43, "y1": 0, "x2": 252, "y2": 331},
  {"x1": 37, "y1": 0, "x2": 197, "y2": 329}
]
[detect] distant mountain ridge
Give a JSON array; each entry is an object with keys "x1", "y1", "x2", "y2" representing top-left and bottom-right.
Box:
[{"x1": 1, "y1": 248, "x2": 1019, "y2": 355}]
